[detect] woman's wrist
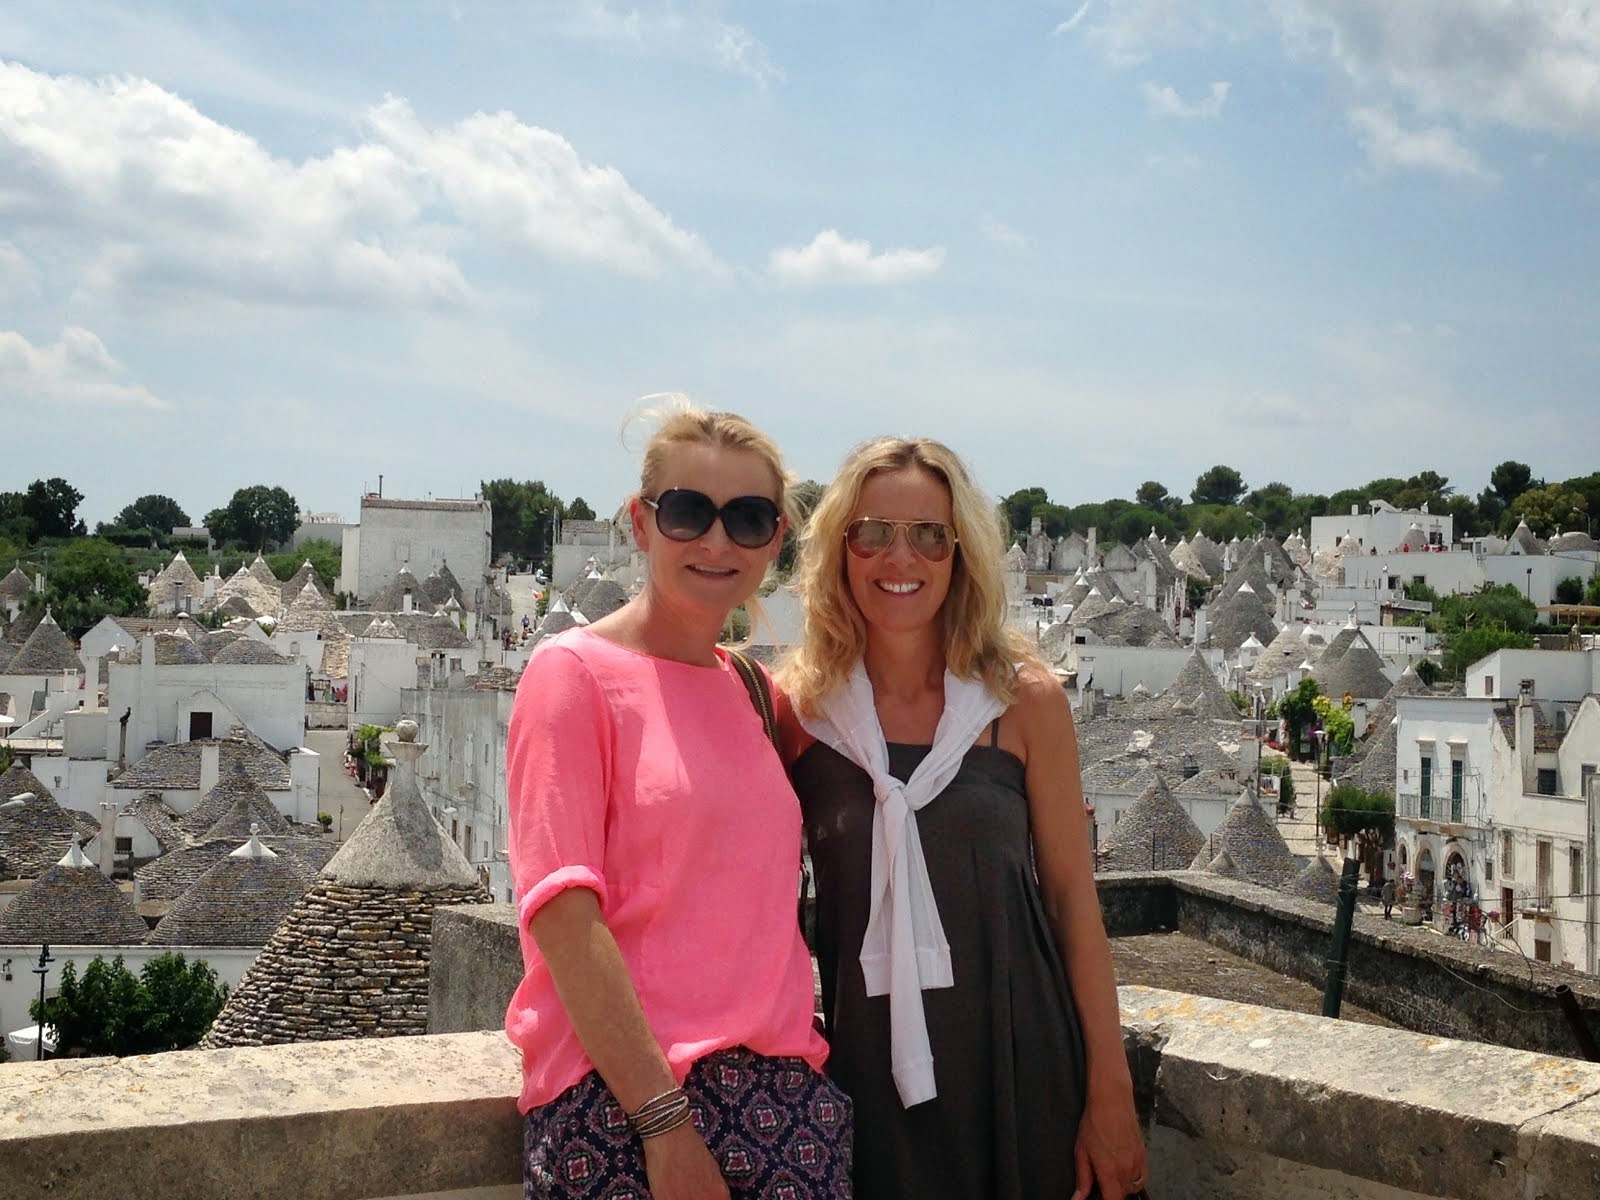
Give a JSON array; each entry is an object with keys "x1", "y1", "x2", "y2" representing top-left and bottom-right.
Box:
[{"x1": 1086, "y1": 1058, "x2": 1135, "y2": 1100}]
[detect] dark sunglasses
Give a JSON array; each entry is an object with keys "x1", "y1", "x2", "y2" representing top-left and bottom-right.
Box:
[
  {"x1": 644, "y1": 488, "x2": 782, "y2": 549},
  {"x1": 845, "y1": 518, "x2": 958, "y2": 563}
]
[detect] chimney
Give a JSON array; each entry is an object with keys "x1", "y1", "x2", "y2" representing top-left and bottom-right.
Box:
[
  {"x1": 1515, "y1": 692, "x2": 1536, "y2": 793},
  {"x1": 1085, "y1": 526, "x2": 1098, "y2": 563},
  {"x1": 199, "y1": 743, "x2": 221, "y2": 796},
  {"x1": 98, "y1": 799, "x2": 120, "y2": 878},
  {"x1": 402, "y1": 589, "x2": 414, "y2": 614},
  {"x1": 1194, "y1": 607, "x2": 1209, "y2": 646},
  {"x1": 141, "y1": 632, "x2": 156, "y2": 669},
  {"x1": 117, "y1": 707, "x2": 131, "y2": 770}
]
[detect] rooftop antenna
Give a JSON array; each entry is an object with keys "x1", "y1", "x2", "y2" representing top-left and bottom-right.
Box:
[{"x1": 378, "y1": 474, "x2": 384, "y2": 499}]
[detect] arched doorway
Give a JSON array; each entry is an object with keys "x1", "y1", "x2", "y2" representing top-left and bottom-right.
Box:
[
  {"x1": 1444, "y1": 849, "x2": 1467, "y2": 897},
  {"x1": 1399, "y1": 842, "x2": 1409, "y2": 874},
  {"x1": 1417, "y1": 846, "x2": 1436, "y2": 901}
]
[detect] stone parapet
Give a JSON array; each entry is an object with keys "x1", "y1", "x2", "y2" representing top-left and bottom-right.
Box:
[
  {"x1": 5, "y1": 989, "x2": 1599, "y2": 1199},
  {"x1": 430, "y1": 903, "x2": 525, "y2": 1035}
]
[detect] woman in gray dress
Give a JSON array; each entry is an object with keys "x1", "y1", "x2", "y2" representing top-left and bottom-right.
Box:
[{"x1": 778, "y1": 437, "x2": 1146, "y2": 1200}]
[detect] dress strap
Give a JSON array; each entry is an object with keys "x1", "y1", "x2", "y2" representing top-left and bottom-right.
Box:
[{"x1": 988, "y1": 716, "x2": 1001, "y2": 747}]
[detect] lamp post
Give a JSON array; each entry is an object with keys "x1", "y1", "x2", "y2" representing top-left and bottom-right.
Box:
[
  {"x1": 1572, "y1": 507, "x2": 1592, "y2": 538},
  {"x1": 31, "y1": 943, "x2": 54, "y2": 1061}
]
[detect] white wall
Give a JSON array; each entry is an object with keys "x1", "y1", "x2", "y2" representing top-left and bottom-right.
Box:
[
  {"x1": 748, "y1": 585, "x2": 804, "y2": 650},
  {"x1": 105, "y1": 636, "x2": 307, "y2": 762},
  {"x1": 1066, "y1": 644, "x2": 1220, "y2": 698},
  {"x1": 1310, "y1": 506, "x2": 1452, "y2": 555},
  {"x1": 349, "y1": 639, "x2": 423, "y2": 729},
  {"x1": 1090, "y1": 790, "x2": 1234, "y2": 851},
  {"x1": 25, "y1": 756, "x2": 112, "y2": 818},
  {"x1": 1468, "y1": 649, "x2": 1600, "y2": 701},
  {"x1": 402, "y1": 683, "x2": 514, "y2": 902},
  {"x1": 355, "y1": 499, "x2": 491, "y2": 604}
]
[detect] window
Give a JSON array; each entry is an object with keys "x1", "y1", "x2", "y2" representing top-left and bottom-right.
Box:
[
  {"x1": 1411, "y1": 574, "x2": 1425, "y2": 587},
  {"x1": 451, "y1": 818, "x2": 459, "y2": 844},
  {"x1": 1535, "y1": 939, "x2": 1552, "y2": 963},
  {"x1": 1502, "y1": 831, "x2": 1514, "y2": 877},
  {"x1": 188, "y1": 711, "x2": 213, "y2": 740},
  {"x1": 114, "y1": 836, "x2": 133, "y2": 855},
  {"x1": 1537, "y1": 840, "x2": 1553, "y2": 903},
  {"x1": 1520, "y1": 678, "x2": 1536, "y2": 695},
  {"x1": 1582, "y1": 764, "x2": 1596, "y2": 800},
  {"x1": 1572, "y1": 848, "x2": 1584, "y2": 898},
  {"x1": 1485, "y1": 858, "x2": 1493, "y2": 882},
  {"x1": 464, "y1": 824, "x2": 474, "y2": 860},
  {"x1": 1536, "y1": 768, "x2": 1558, "y2": 796},
  {"x1": 1484, "y1": 676, "x2": 1494, "y2": 696},
  {"x1": 1419, "y1": 754, "x2": 1432, "y2": 817}
]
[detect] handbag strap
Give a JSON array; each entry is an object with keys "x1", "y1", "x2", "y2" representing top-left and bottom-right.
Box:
[{"x1": 726, "y1": 649, "x2": 781, "y2": 756}]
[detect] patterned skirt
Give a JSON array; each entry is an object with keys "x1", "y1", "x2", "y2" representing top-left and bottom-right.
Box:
[{"x1": 523, "y1": 1047, "x2": 853, "y2": 1199}]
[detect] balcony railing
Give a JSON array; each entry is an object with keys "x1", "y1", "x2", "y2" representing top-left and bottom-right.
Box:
[{"x1": 1396, "y1": 792, "x2": 1467, "y2": 823}]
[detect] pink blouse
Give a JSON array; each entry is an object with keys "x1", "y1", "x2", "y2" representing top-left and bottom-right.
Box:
[{"x1": 504, "y1": 626, "x2": 828, "y2": 1112}]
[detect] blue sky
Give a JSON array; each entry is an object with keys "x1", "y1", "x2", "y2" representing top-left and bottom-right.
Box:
[{"x1": 2, "y1": 1, "x2": 1597, "y2": 528}]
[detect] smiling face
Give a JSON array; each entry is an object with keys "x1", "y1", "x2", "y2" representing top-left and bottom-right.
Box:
[
  {"x1": 843, "y1": 465, "x2": 956, "y2": 636},
  {"x1": 630, "y1": 441, "x2": 785, "y2": 622}
]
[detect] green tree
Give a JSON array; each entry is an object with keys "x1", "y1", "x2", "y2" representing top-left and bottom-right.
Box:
[
  {"x1": 0, "y1": 492, "x2": 29, "y2": 543},
  {"x1": 1587, "y1": 571, "x2": 1600, "y2": 607},
  {"x1": 1559, "y1": 474, "x2": 1600, "y2": 527},
  {"x1": 21, "y1": 477, "x2": 87, "y2": 540},
  {"x1": 1489, "y1": 460, "x2": 1534, "y2": 507},
  {"x1": 1442, "y1": 626, "x2": 1537, "y2": 676},
  {"x1": 116, "y1": 494, "x2": 190, "y2": 534},
  {"x1": 205, "y1": 485, "x2": 298, "y2": 551},
  {"x1": 1001, "y1": 486, "x2": 1051, "y2": 539},
  {"x1": 1555, "y1": 576, "x2": 1585, "y2": 605},
  {"x1": 266, "y1": 537, "x2": 341, "y2": 590},
  {"x1": 1190, "y1": 504, "x2": 1256, "y2": 543},
  {"x1": 566, "y1": 497, "x2": 597, "y2": 521},
  {"x1": 1135, "y1": 481, "x2": 1173, "y2": 513},
  {"x1": 482, "y1": 479, "x2": 562, "y2": 566},
  {"x1": 1504, "y1": 484, "x2": 1586, "y2": 539},
  {"x1": 1433, "y1": 583, "x2": 1538, "y2": 636},
  {"x1": 1242, "y1": 481, "x2": 1294, "y2": 535},
  {"x1": 1319, "y1": 784, "x2": 1395, "y2": 867},
  {"x1": 1190, "y1": 465, "x2": 1247, "y2": 507},
  {"x1": 1278, "y1": 678, "x2": 1322, "y2": 761},
  {"x1": 31, "y1": 953, "x2": 228, "y2": 1057},
  {"x1": 22, "y1": 538, "x2": 148, "y2": 638},
  {"x1": 776, "y1": 479, "x2": 827, "y2": 575}
]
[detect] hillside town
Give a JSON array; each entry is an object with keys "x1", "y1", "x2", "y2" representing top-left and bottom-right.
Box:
[{"x1": 2, "y1": 471, "x2": 1599, "y2": 1064}]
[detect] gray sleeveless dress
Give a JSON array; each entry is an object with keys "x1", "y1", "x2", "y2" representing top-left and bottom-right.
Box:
[{"x1": 794, "y1": 734, "x2": 1087, "y2": 1200}]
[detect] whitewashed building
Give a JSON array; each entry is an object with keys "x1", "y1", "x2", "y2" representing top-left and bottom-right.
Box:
[{"x1": 340, "y1": 495, "x2": 492, "y2": 608}]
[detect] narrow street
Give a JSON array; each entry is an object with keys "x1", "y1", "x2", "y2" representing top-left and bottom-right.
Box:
[{"x1": 306, "y1": 729, "x2": 374, "y2": 844}]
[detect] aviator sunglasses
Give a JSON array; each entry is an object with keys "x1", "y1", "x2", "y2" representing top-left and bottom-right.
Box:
[
  {"x1": 844, "y1": 518, "x2": 958, "y2": 563},
  {"x1": 643, "y1": 488, "x2": 782, "y2": 549}
]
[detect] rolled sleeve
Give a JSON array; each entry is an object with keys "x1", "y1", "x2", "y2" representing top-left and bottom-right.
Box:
[{"x1": 506, "y1": 643, "x2": 614, "y2": 928}]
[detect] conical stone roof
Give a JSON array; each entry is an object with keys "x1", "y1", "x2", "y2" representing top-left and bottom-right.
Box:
[
  {"x1": 181, "y1": 766, "x2": 291, "y2": 838},
  {"x1": 200, "y1": 786, "x2": 293, "y2": 842},
  {"x1": 360, "y1": 617, "x2": 404, "y2": 639},
  {"x1": 212, "y1": 638, "x2": 291, "y2": 665},
  {"x1": 1206, "y1": 585, "x2": 1277, "y2": 655},
  {"x1": 1192, "y1": 790, "x2": 1300, "y2": 887},
  {"x1": 1169, "y1": 538, "x2": 1212, "y2": 582},
  {"x1": 1206, "y1": 848, "x2": 1245, "y2": 880},
  {"x1": 1098, "y1": 775, "x2": 1204, "y2": 872},
  {"x1": 0, "y1": 843, "x2": 149, "y2": 944},
  {"x1": 0, "y1": 566, "x2": 31, "y2": 599},
  {"x1": 1311, "y1": 632, "x2": 1393, "y2": 700},
  {"x1": 0, "y1": 766, "x2": 98, "y2": 880},
  {"x1": 1248, "y1": 625, "x2": 1315, "y2": 687},
  {"x1": 1292, "y1": 854, "x2": 1344, "y2": 904},
  {"x1": 280, "y1": 561, "x2": 334, "y2": 606},
  {"x1": 248, "y1": 555, "x2": 281, "y2": 589},
  {"x1": 369, "y1": 565, "x2": 424, "y2": 612},
  {"x1": 1070, "y1": 587, "x2": 1117, "y2": 626},
  {"x1": 7, "y1": 610, "x2": 85, "y2": 674},
  {"x1": 575, "y1": 579, "x2": 628, "y2": 622},
  {"x1": 1187, "y1": 535, "x2": 1226, "y2": 581},
  {"x1": 149, "y1": 833, "x2": 316, "y2": 946},
  {"x1": 201, "y1": 721, "x2": 489, "y2": 1048},
  {"x1": 1140, "y1": 650, "x2": 1238, "y2": 722}
]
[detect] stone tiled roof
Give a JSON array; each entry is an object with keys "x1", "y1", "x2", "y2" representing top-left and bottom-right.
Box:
[
  {"x1": 334, "y1": 611, "x2": 470, "y2": 651},
  {"x1": 474, "y1": 664, "x2": 523, "y2": 691},
  {"x1": 0, "y1": 843, "x2": 148, "y2": 945},
  {"x1": 1550, "y1": 530, "x2": 1600, "y2": 553},
  {"x1": 1137, "y1": 651, "x2": 1240, "y2": 722},
  {"x1": 202, "y1": 728, "x2": 489, "y2": 1047},
  {"x1": 1292, "y1": 854, "x2": 1343, "y2": 904},
  {"x1": 368, "y1": 566, "x2": 424, "y2": 612},
  {"x1": 117, "y1": 631, "x2": 208, "y2": 666},
  {"x1": 280, "y1": 562, "x2": 334, "y2": 606},
  {"x1": 216, "y1": 594, "x2": 261, "y2": 619},
  {"x1": 212, "y1": 638, "x2": 292, "y2": 666},
  {"x1": 1218, "y1": 558, "x2": 1275, "y2": 603},
  {"x1": 134, "y1": 832, "x2": 331, "y2": 902},
  {"x1": 283, "y1": 579, "x2": 334, "y2": 617},
  {"x1": 1070, "y1": 587, "x2": 1119, "y2": 626},
  {"x1": 360, "y1": 617, "x2": 404, "y2": 639},
  {"x1": 1508, "y1": 520, "x2": 1545, "y2": 555},
  {"x1": 6, "y1": 610, "x2": 85, "y2": 674},
  {"x1": 149, "y1": 835, "x2": 316, "y2": 947},
  {"x1": 1099, "y1": 775, "x2": 1204, "y2": 872},
  {"x1": 1310, "y1": 632, "x2": 1393, "y2": 700},
  {"x1": 0, "y1": 642, "x2": 12, "y2": 674},
  {"x1": 5, "y1": 608, "x2": 42, "y2": 646},
  {"x1": 121, "y1": 792, "x2": 187, "y2": 854},
  {"x1": 1189, "y1": 791, "x2": 1301, "y2": 887},
  {"x1": 574, "y1": 579, "x2": 628, "y2": 622},
  {"x1": 112, "y1": 738, "x2": 291, "y2": 792},
  {"x1": 1168, "y1": 538, "x2": 1213, "y2": 582},
  {"x1": 1206, "y1": 848, "x2": 1245, "y2": 880},
  {"x1": 1081, "y1": 605, "x2": 1181, "y2": 648},
  {"x1": 1187, "y1": 534, "x2": 1226, "y2": 581},
  {"x1": 181, "y1": 768, "x2": 292, "y2": 838},
  {"x1": 363, "y1": 497, "x2": 485, "y2": 511},
  {"x1": 1206, "y1": 585, "x2": 1277, "y2": 655},
  {"x1": 1247, "y1": 624, "x2": 1318, "y2": 687},
  {"x1": 0, "y1": 566, "x2": 32, "y2": 598},
  {"x1": 210, "y1": 567, "x2": 284, "y2": 618},
  {"x1": 195, "y1": 629, "x2": 245, "y2": 659},
  {"x1": 0, "y1": 767, "x2": 97, "y2": 880},
  {"x1": 147, "y1": 552, "x2": 205, "y2": 609}
]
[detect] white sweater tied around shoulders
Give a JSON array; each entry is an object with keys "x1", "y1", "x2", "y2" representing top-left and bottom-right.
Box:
[{"x1": 800, "y1": 661, "x2": 1004, "y2": 1108}]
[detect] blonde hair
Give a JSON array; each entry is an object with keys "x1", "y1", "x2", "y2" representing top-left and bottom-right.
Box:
[
  {"x1": 624, "y1": 394, "x2": 794, "y2": 640},
  {"x1": 781, "y1": 437, "x2": 1038, "y2": 717}
]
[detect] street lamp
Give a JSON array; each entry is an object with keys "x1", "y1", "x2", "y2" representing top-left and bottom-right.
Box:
[
  {"x1": 1572, "y1": 507, "x2": 1592, "y2": 538},
  {"x1": 1245, "y1": 511, "x2": 1268, "y2": 537},
  {"x1": 31, "y1": 944, "x2": 55, "y2": 1061}
]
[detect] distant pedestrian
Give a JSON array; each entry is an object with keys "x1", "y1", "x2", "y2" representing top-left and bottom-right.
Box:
[{"x1": 1381, "y1": 879, "x2": 1396, "y2": 920}]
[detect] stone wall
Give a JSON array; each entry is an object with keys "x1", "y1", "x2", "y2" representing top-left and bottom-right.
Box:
[
  {"x1": 205, "y1": 882, "x2": 487, "y2": 1046},
  {"x1": 1164, "y1": 871, "x2": 1600, "y2": 1057},
  {"x1": 5, "y1": 988, "x2": 1600, "y2": 1200},
  {"x1": 430, "y1": 904, "x2": 525, "y2": 1035},
  {"x1": 305, "y1": 701, "x2": 349, "y2": 729}
]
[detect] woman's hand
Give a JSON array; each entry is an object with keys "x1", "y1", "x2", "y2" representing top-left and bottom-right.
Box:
[
  {"x1": 642, "y1": 1121, "x2": 732, "y2": 1200},
  {"x1": 1070, "y1": 1081, "x2": 1147, "y2": 1199}
]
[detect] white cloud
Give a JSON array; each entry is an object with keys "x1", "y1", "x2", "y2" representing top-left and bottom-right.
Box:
[
  {"x1": 0, "y1": 240, "x2": 39, "y2": 301},
  {"x1": 563, "y1": 1, "x2": 784, "y2": 88},
  {"x1": 1143, "y1": 80, "x2": 1230, "y2": 119},
  {"x1": 769, "y1": 230, "x2": 945, "y2": 287},
  {"x1": 1054, "y1": 1, "x2": 1095, "y2": 35},
  {"x1": 0, "y1": 327, "x2": 168, "y2": 409},
  {"x1": 979, "y1": 216, "x2": 1028, "y2": 248},
  {"x1": 0, "y1": 62, "x2": 722, "y2": 309},
  {"x1": 1275, "y1": 1, "x2": 1600, "y2": 139},
  {"x1": 1349, "y1": 106, "x2": 1493, "y2": 179},
  {"x1": 1056, "y1": 0, "x2": 1234, "y2": 65}
]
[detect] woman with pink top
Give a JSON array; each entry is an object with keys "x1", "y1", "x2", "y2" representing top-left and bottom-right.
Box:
[{"x1": 506, "y1": 403, "x2": 849, "y2": 1200}]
